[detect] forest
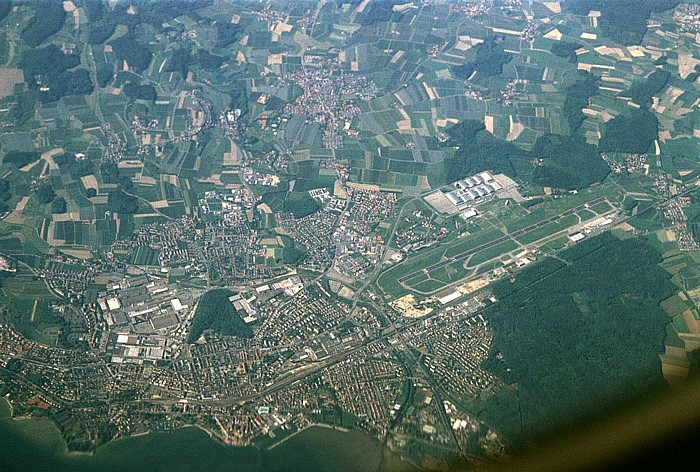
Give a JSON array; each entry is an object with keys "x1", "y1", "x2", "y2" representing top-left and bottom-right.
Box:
[
  {"x1": 96, "y1": 62, "x2": 115, "y2": 88},
  {"x1": 20, "y1": 2, "x2": 66, "y2": 47},
  {"x1": 216, "y1": 22, "x2": 244, "y2": 48},
  {"x1": 477, "y1": 233, "x2": 674, "y2": 440},
  {"x1": 123, "y1": 83, "x2": 158, "y2": 102},
  {"x1": 561, "y1": 72, "x2": 599, "y2": 133},
  {"x1": 19, "y1": 45, "x2": 93, "y2": 102},
  {"x1": 107, "y1": 189, "x2": 140, "y2": 214},
  {"x1": 564, "y1": 0, "x2": 680, "y2": 45},
  {"x1": 624, "y1": 69, "x2": 671, "y2": 106},
  {"x1": 531, "y1": 134, "x2": 610, "y2": 190},
  {"x1": 110, "y1": 35, "x2": 153, "y2": 71},
  {"x1": 88, "y1": 23, "x2": 117, "y2": 45},
  {"x1": 36, "y1": 185, "x2": 56, "y2": 205},
  {"x1": 51, "y1": 197, "x2": 67, "y2": 214},
  {"x1": 451, "y1": 37, "x2": 512, "y2": 79},
  {"x1": 164, "y1": 49, "x2": 192, "y2": 78},
  {"x1": 355, "y1": 0, "x2": 403, "y2": 25},
  {"x1": 55, "y1": 153, "x2": 94, "y2": 179},
  {"x1": 86, "y1": 0, "x2": 211, "y2": 36},
  {"x1": 187, "y1": 289, "x2": 254, "y2": 343},
  {"x1": 599, "y1": 109, "x2": 659, "y2": 154},
  {"x1": 229, "y1": 81, "x2": 249, "y2": 117},
  {"x1": 283, "y1": 193, "x2": 320, "y2": 218},
  {"x1": 195, "y1": 50, "x2": 227, "y2": 71},
  {"x1": 0, "y1": 0, "x2": 10, "y2": 22},
  {"x1": 9, "y1": 92, "x2": 37, "y2": 127},
  {"x1": 444, "y1": 119, "x2": 530, "y2": 180},
  {"x1": 2, "y1": 151, "x2": 39, "y2": 167},
  {"x1": 0, "y1": 179, "x2": 11, "y2": 214},
  {"x1": 550, "y1": 41, "x2": 581, "y2": 63}
]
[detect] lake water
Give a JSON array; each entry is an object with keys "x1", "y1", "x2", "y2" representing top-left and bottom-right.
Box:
[{"x1": 0, "y1": 412, "x2": 417, "y2": 472}]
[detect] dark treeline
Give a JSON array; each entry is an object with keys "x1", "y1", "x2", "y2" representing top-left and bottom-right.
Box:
[
  {"x1": 561, "y1": 72, "x2": 599, "y2": 133},
  {"x1": 19, "y1": 45, "x2": 93, "y2": 102},
  {"x1": 452, "y1": 37, "x2": 512, "y2": 79},
  {"x1": 564, "y1": 0, "x2": 679, "y2": 45},
  {"x1": 478, "y1": 233, "x2": 674, "y2": 440},
  {"x1": 532, "y1": 134, "x2": 609, "y2": 190},
  {"x1": 444, "y1": 119, "x2": 530, "y2": 180},
  {"x1": 599, "y1": 109, "x2": 659, "y2": 154},
  {"x1": 550, "y1": 41, "x2": 581, "y2": 63},
  {"x1": 624, "y1": 69, "x2": 671, "y2": 106},
  {"x1": 20, "y1": 2, "x2": 66, "y2": 47},
  {"x1": 187, "y1": 289, "x2": 254, "y2": 343}
]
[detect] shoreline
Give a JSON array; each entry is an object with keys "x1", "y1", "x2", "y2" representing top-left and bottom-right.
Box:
[
  {"x1": 2, "y1": 414, "x2": 405, "y2": 465},
  {"x1": 183, "y1": 423, "x2": 218, "y2": 440},
  {"x1": 1, "y1": 414, "x2": 419, "y2": 471},
  {"x1": 2, "y1": 413, "x2": 230, "y2": 457},
  {"x1": 266, "y1": 422, "x2": 350, "y2": 450},
  {"x1": 2, "y1": 397, "x2": 13, "y2": 418}
]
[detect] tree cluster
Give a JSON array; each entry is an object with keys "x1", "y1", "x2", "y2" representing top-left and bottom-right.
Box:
[
  {"x1": 19, "y1": 45, "x2": 93, "y2": 102},
  {"x1": 452, "y1": 37, "x2": 512, "y2": 79},
  {"x1": 444, "y1": 119, "x2": 530, "y2": 180},
  {"x1": 561, "y1": 72, "x2": 599, "y2": 133},
  {"x1": 20, "y1": 2, "x2": 67, "y2": 47},
  {"x1": 599, "y1": 109, "x2": 659, "y2": 154},
  {"x1": 479, "y1": 233, "x2": 674, "y2": 439},
  {"x1": 564, "y1": 0, "x2": 679, "y2": 45},
  {"x1": 532, "y1": 134, "x2": 609, "y2": 190},
  {"x1": 2, "y1": 151, "x2": 39, "y2": 167},
  {"x1": 187, "y1": 289, "x2": 253, "y2": 343}
]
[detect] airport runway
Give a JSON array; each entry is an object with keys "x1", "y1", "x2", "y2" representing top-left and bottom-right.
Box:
[{"x1": 398, "y1": 197, "x2": 606, "y2": 284}]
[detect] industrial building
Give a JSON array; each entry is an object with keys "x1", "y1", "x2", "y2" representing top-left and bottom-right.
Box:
[{"x1": 445, "y1": 171, "x2": 502, "y2": 207}]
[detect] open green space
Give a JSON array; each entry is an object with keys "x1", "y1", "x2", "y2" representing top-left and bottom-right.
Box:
[
  {"x1": 466, "y1": 239, "x2": 520, "y2": 268},
  {"x1": 514, "y1": 213, "x2": 579, "y2": 246}
]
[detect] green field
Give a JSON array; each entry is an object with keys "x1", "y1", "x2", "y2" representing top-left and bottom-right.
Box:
[
  {"x1": 0, "y1": 268, "x2": 61, "y2": 345},
  {"x1": 465, "y1": 239, "x2": 520, "y2": 268},
  {"x1": 514, "y1": 213, "x2": 578, "y2": 246}
]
